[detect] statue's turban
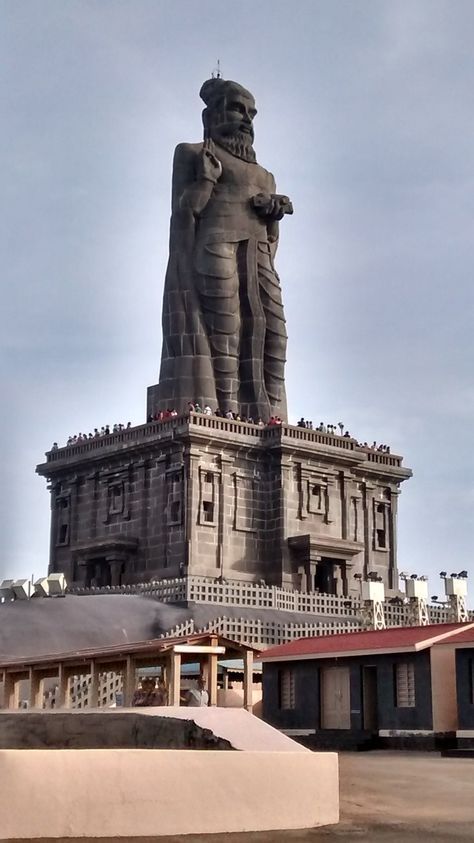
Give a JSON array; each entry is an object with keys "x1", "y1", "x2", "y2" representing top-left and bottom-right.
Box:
[{"x1": 199, "y1": 78, "x2": 254, "y2": 111}]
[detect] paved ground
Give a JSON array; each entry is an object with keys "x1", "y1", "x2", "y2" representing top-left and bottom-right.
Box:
[{"x1": 11, "y1": 751, "x2": 474, "y2": 842}]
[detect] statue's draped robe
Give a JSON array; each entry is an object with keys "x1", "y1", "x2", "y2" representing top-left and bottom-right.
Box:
[{"x1": 156, "y1": 142, "x2": 287, "y2": 421}]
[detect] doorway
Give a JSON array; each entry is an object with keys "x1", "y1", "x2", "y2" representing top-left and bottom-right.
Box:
[
  {"x1": 85, "y1": 557, "x2": 111, "y2": 588},
  {"x1": 362, "y1": 666, "x2": 378, "y2": 732},
  {"x1": 321, "y1": 666, "x2": 351, "y2": 729}
]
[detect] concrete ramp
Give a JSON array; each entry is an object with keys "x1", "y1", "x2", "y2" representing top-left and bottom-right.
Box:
[{"x1": 137, "y1": 705, "x2": 310, "y2": 752}]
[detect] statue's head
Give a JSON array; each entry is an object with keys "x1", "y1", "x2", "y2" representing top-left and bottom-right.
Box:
[{"x1": 200, "y1": 78, "x2": 257, "y2": 163}]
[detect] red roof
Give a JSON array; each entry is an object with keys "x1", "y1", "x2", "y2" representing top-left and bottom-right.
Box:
[
  {"x1": 434, "y1": 626, "x2": 474, "y2": 646},
  {"x1": 259, "y1": 622, "x2": 474, "y2": 662}
]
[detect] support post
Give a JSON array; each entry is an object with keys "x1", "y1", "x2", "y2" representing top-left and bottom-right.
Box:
[
  {"x1": 28, "y1": 668, "x2": 42, "y2": 710},
  {"x1": 56, "y1": 663, "x2": 68, "y2": 708},
  {"x1": 89, "y1": 660, "x2": 99, "y2": 708},
  {"x1": 243, "y1": 649, "x2": 254, "y2": 711},
  {"x1": 122, "y1": 656, "x2": 136, "y2": 707},
  {"x1": 3, "y1": 672, "x2": 15, "y2": 709},
  {"x1": 207, "y1": 652, "x2": 218, "y2": 706},
  {"x1": 169, "y1": 651, "x2": 181, "y2": 706}
]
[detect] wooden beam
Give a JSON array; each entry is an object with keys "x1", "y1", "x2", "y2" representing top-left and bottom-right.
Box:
[{"x1": 243, "y1": 649, "x2": 254, "y2": 711}]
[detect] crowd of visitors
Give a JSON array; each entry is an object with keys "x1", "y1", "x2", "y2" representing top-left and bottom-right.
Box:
[
  {"x1": 50, "y1": 406, "x2": 391, "y2": 454},
  {"x1": 131, "y1": 675, "x2": 209, "y2": 707},
  {"x1": 64, "y1": 422, "x2": 132, "y2": 446},
  {"x1": 131, "y1": 676, "x2": 167, "y2": 707},
  {"x1": 51, "y1": 422, "x2": 133, "y2": 450},
  {"x1": 147, "y1": 403, "x2": 283, "y2": 426},
  {"x1": 297, "y1": 418, "x2": 350, "y2": 436},
  {"x1": 295, "y1": 418, "x2": 391, "y2": 453}
]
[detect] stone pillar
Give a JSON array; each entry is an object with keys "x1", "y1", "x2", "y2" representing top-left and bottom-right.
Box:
[
  {"x1": 70, "y1": 476, "x2": 80, "y2": 544},
  {"x1": 207, "y1": 652, "x2": 218, "y2": 707},
  {"x1": 185, "y1": 449, "x2": 200, "y2": 574},
  {"x1": 389, "y1": 489, "x2": 400, "y2": 591},
  {"x1": 28, "y1": 668, "x2": 42, "y2": 710},
  {"x1": 217, "y1": 455, "x2": 233, "y2": 580},
  {"x1": 48, "y1": 483, "x2": 58, "y2": 573},
  {"x1": 333, "y1": 564, "x2": 344, "y2": 597},
  {"x1": 122, "y1": 656, "x2": 136, "y2": 707},
  {"x1": 56, "y1": 664, "x2": 69, "y2": 709},
  {"x1": 362, "y1": 483, "x2": 375, "y2": 578},
  {"x1": 340, "y1": 472, "x2": 353, "y2": 540},
  {"x1": 169, "y1": 651, "x2": 181, "y2": 706},
  {"x1": 3, "y1": 672, "x2": 16, "y2": 709},
  {"x1": 89, "y1": 660, "x2": 99, "y2": 708},
  {"x1": 243, "y1": 649, "x2": 254, "y2": 712},
  {"x1": 107, "y1": 554, "x2": 126, "y2": 587},
  {"x1": 279, "y1": 457, "x2": 293, "y2": 586}
]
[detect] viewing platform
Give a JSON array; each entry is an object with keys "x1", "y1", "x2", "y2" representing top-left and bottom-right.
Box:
[{"x1": 39, "y1": 412, "x2": 409, "y2": 476}]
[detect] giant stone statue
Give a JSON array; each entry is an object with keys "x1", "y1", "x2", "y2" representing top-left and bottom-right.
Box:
[{"x1": 156, "y1": 77, "x2": 293, "y2": 421}]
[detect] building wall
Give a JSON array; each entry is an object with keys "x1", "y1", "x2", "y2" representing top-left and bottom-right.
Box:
[
  {"x1": 455, "y1": 649, "x2": 474, "y2": 729},
  {"x1": 0, "y1": 747, "x2": 339, "y2": 838},
  {"x1": 262, "y1": 651, "x2": 433, "y2": 734}
]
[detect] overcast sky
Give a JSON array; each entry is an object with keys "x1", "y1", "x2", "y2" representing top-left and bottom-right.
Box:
[{"x1": 1, "y1": 0, "x2": 473, "y2": 600}]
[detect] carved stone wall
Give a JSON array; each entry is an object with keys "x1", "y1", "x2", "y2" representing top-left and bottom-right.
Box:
[{"x1": 38, "y1": 416, "x2": 411, "y2": 596}]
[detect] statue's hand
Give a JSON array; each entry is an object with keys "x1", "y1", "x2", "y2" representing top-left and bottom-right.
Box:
[
  {"x1": 252, "y1": 193, "x2": 293, "y2": 221},
  {"x1": 198, "y1": 139, "x2": 222, "y2": 183}
]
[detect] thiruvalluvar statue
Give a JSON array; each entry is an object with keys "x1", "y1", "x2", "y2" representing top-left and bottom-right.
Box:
[{"x1": 156, "y1": 77, "x2": 293, "y2": 421}]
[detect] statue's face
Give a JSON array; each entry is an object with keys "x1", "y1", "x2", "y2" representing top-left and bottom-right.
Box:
[{"x1": 209, "y1": 92, "x2": 257, "y2": 146}]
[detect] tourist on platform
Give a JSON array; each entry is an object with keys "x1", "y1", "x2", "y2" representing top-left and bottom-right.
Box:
[
  {"x1": 203, "y1": 405, "x2": 212, "y2": 415},
  {"x1": 186, "y1": 677, "x2": 209, "y2": 707},
  {"x1": 156, "y1": 678, "x2": 168, "y2": 706},
  {"x1": 132, "y1": 677, "x2": 160, "y2": 707}
]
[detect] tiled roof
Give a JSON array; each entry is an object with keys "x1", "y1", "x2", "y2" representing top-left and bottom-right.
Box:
[
  {"x1": 434, "y1": 625, "x2": 474, "y2": 646},
  {"x1": 259, "y1": 622, "x2": 474, "y2": 662}
]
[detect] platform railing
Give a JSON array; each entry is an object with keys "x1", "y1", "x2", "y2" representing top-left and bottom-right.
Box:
[{"x1": 43, "y1": 413, "x2": 403, "y2": 465}]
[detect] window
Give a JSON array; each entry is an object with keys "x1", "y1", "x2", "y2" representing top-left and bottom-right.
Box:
[
  {"x1": 278, "y1": 668, "x2": 296, "y2": 710},
  {"x1": 202, "y1": 501, "x2": 214, "y2": 523},
  {"x1": 109, "y1": 483, "x2": 123, "y2": 515},
  {"x1": 58, "y1": 524, "x2": 69, "y2": 545},
  {"x1": 170, "y1": 501, "x2": 181, "y2": 523},
  {"x1": 377, "y1": 529, "x2": 386, "y2": 549},
  {"x1": 307, "y1": 480, "x2": 325, "y2": 515},
  {"x1": 374, "y1": 502, "x2": 389, "y2": 550},
  {"x1": 205, "y1": 471, "x2": 213, "y2": 484},
  {"x1": 395, "y1": 662, "x2": 415, "y2": 708}
]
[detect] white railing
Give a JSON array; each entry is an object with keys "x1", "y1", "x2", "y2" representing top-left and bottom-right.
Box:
[
  {"x1": 184, "y1": 577, "x2": 360, "y2": 617},
  {"x1": 69, "y1": 575, "x2": 466, "y2": 631}
]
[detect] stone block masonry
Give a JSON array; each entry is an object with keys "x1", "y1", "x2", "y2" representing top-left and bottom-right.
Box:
[{"x1": 37, "y1": 413, "x2": 411, "y2": 597}]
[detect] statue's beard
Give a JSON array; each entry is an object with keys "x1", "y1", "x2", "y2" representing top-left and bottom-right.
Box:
[{"x1": 211, "y1": 129, "x2": 257, "y2": 163}]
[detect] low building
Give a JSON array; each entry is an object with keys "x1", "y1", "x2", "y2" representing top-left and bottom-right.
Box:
[
  {"x1": 260, "y1": 622, "x2": 474, "y2": 749},
  {"x1": 434, "y1": 626, "x2": 474, "y2": 748}
]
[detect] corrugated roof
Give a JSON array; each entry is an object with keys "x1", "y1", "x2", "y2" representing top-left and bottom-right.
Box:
[{"x1": 259, "y1": 622, "x2": 474, "y2": 662}]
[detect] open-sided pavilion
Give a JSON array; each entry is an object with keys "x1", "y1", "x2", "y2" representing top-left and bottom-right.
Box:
[{"x1": 0, "y1": 631, "x2": 256, "y2": 710}]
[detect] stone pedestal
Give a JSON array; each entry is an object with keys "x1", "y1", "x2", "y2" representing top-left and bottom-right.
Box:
[{"x1": 37, "y1": 414, "x2": 411, "y2": 596}]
